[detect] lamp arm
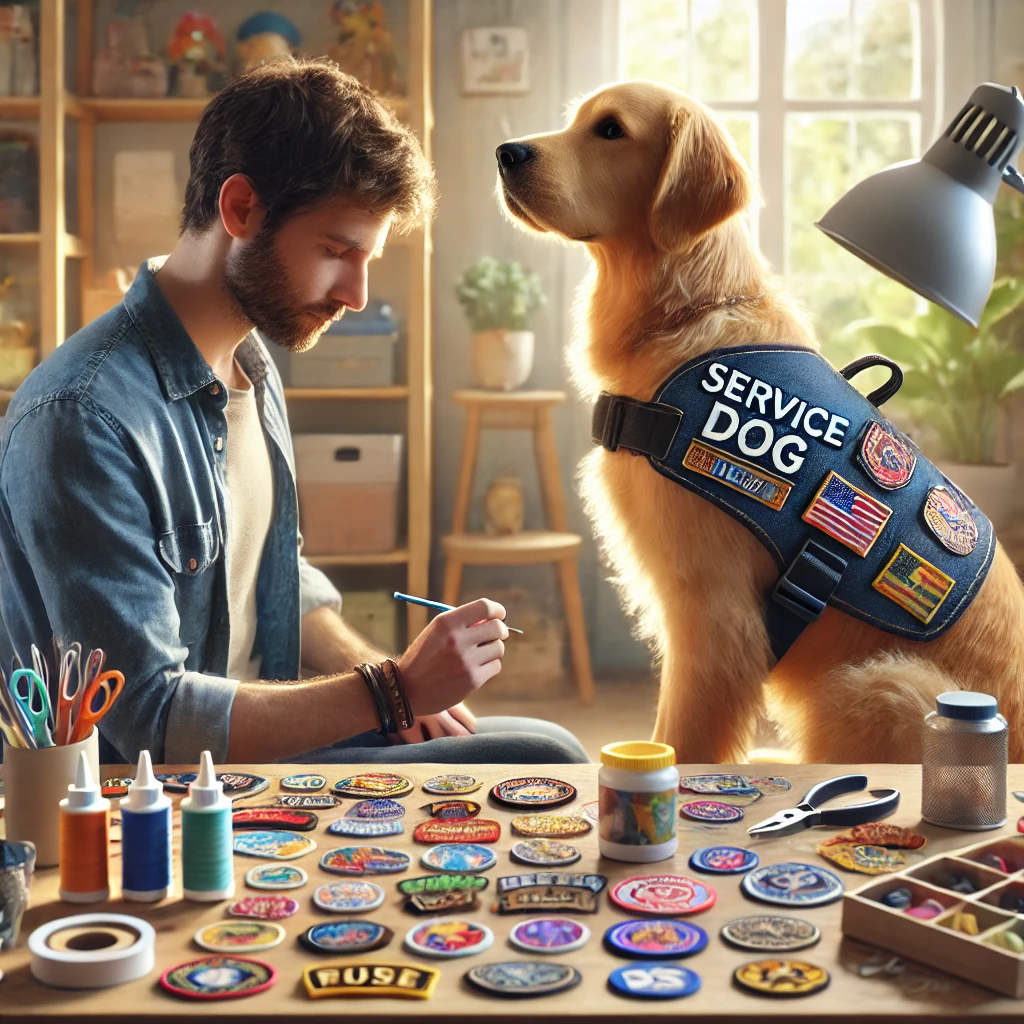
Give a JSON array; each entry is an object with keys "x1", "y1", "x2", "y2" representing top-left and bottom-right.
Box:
[{"x1": 1002, "y1": 165, "x2": 1024, "y2": 195}]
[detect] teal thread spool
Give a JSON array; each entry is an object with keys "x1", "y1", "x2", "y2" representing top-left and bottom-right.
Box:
[{"x1": 180, "y1": 750, "x2": 234, "y2": 901}]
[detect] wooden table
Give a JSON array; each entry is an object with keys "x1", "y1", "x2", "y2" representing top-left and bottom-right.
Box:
[{"x1": 2, "y1": 762, "x2": 1024, "y2": 1022}]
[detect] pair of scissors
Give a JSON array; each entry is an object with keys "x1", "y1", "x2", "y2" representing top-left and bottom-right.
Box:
[
  {"x1": 8, "y1": 668, "x2": 54, "y2": 748},
  {"x1": 59, "y1": 646, "x2": 124, "y2": 745},
  {"x1": 746, "y1": 774, "x2": 900, "y2": 837},
  {"x1": 54, "y1": 646, "x2": 83, "y2": 746},
  {"x1": 0, "y1": 665, "x2": 31, "y2": 747},
  {"x1": 67, "y1": 668, "x2": 124, "y2": 745}
]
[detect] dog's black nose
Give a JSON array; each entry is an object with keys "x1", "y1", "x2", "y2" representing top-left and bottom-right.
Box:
[{"x1": 496, "y1": 142, "x2": 534, "y2": 169}]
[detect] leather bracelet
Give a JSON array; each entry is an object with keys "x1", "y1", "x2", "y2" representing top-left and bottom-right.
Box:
[
  {"x1": 356, "y1": 663, "x2": 394, "y2": 736},
  {"x1": 380, "y1": 658, "x2": 415, "y2": 730}
]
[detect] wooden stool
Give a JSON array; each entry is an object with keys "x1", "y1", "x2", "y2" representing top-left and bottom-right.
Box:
[{"x1": 442, "y1": 389, "x2": 595, "y2": 704}]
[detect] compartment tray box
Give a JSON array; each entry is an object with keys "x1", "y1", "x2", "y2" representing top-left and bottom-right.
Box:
[
  {"x1": 842, "y1": 835, "x2": 1024, "y2": 998},
  {"x1": 290, "y1": 333, "x2": 398, "y2": 388}
]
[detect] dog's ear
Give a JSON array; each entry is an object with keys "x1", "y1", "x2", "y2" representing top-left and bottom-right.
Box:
[{"x1": 649, "y1": 106, "x2": 753, "y2": 252}]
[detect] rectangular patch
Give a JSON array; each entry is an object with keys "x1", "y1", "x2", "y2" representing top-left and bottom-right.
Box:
[
  {"x1": 872, "y1": 543, "x2": 955, "y2": 624},
  {"x1": 802, "y1": 471, "x2": 891, "y2": 556},
  {"x1": 683, "y1": 440, "x2": 792, "y2": 511}
]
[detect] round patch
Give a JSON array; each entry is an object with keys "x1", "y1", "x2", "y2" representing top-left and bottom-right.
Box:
[
  {"x1": 689, "y1": 845, "x2": 759, "y2": 875},
  {"x1": 423, "y1": 774, "x2": 480, "y2": 795},
  {"x1": 742, "y1": 863, "x2": 844, "y2": 907},
  {"x1": 511, "y1": 814, "x2": 592, "y2": 838},
  {"x1": 232, "y1": 830, "x2": 316, "y2": 860},
  {"x1": 679, "y1": 774, "x2": 759, "y2": 797},
  {"x1": 312, "y1": 880, "x2": 386, "y2": 913},
  {"x1": 610, "y1": 875, "x2": 717, "y2": 916},
  {"x1": 328, "y1": 818, "x2": 404, "y2": 839},
  {"x1": 404, "y1": 917, "x2": 494, "y2": 958},
  {"x1": 319, "y1": 846, "x2": 411, "y2": 875},
  {"x1": 923, "y1": 486, "x2": 978, "y2": 555},
  {"x1": 465, "y1": 961, "x2": 582, "y2": 999},
  {"x1": 299, "y1": 920, "x2": 393, "y2": 956},
  {"x1": 345, "y1": 798, "x2": 406, "y2": 820},
  {"x1": 509, "y1": 917, "x2": 590, "y2": 954},
  {"x1": 157, "y1": 772, "x2": 269, "y2": 798},
  {"x1": 604, "y1": 919, "x2": 708, "y2": 959},
  {"x1": 859, "y1": 421, "x2": 916, "y2": 490},
  {"x1": 245, "y1": 863, "x2": 307, "y2": 890},
  {"x1": 510, "y1": 839, "x2": 581, "y2": 868},
  {"x1": 227, "y1": 895, "x2": 298, "y2": 920},
  {"x1": 413, "y1": 819, "x2": 500, "y2": 844},
  {"x1": 491, "y1": 776, "x2": 576, "y2": 809},
  {"x1": 193, "y1": 921, "x2": 285, "y2": 954},
  {"x1": 420, "y1": 843, "x2": 497, "y2": 873},
  {"x1": 280, "y1": 773, "x2": 326, "y2": 791},
  {"x1": 332, "y1": 772, "x2": 413, "y2": 798},
  {"x1": 160, "y1": 955, "x2": 275, "y2": 1001},
  {"x1": 720, "y1": 915, "x2": 821, "y2": 953},
  {"x1": 748, "y1": 776, "x2": 792, "y2": 795},
  {"x1": 734, "y1": 959, "x2": 830, "y2": 998},
  {"x1": 608, "y1": 963, "x2": 701, "y2": 1000},
  {"x1": 680, "y1": 799, "x2": 744, "y2": 823},
  {"x1": 581, "y1": 799, "x2": 599, "y2": 823}
]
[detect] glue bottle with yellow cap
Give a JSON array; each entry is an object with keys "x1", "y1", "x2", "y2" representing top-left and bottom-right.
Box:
[{"x1": 598, "y1": 741, "x2": 679, "y2": 862}]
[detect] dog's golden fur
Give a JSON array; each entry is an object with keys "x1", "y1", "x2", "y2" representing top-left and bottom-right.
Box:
[{"x1": 496, "y1": 80, "x2": 1024, "y2": 763}]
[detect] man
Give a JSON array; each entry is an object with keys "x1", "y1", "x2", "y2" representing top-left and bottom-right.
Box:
[{"x1": 0, "y1": 57, "x2": 588, "y2": 766}]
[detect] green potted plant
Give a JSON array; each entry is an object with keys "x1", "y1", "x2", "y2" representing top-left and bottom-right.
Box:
[
  {"x1": 455, "y1": 256, "x2": 546, "y2": 390},
  {"x1": 843, "y1": 276, "x2": 1024, "y2": 531}
]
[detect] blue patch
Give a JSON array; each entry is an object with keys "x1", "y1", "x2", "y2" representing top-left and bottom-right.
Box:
[
  {"x1": 689, "y1": 845, "x2": 759, "y2": 874},
  {"x1": 607, "y1": 963, "x2": 701, "y2": 1000},
  {"x1": 328, "y1": 818, "x2": 404, "y2": 838},
  {"x1": 603, "y1": 919, "x2": 708, "y2": 959}
]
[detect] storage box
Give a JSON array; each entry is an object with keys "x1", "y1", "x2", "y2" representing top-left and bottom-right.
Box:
[
  {"x1": 842, "y1": 835, "x2": 1024, "y2": 997},
  {"x1": 340, "y1": 590, "x2": 399, "y2": 654},
  {"x1": 294, "y1": 434, "x2": 402, "y2": 555},
  {"x1": 290, "y1": 332, "x2": 398, "y2": 388}
]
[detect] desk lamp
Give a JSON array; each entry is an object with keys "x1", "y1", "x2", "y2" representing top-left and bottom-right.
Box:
[{"x1": 816, "y1": 83, "x2": 1024, "y2": 327}]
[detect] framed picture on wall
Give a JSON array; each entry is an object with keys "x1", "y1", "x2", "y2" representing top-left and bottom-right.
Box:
[{"x1": 460, "y1": 27, "x2": 529, "y2": 96}]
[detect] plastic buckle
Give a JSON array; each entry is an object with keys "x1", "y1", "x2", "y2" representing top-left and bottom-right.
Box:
[
  {"x1": 598, "y1": 395, "x2": 626, "y2": 451},
  {"x1": 770, "y1": 539, "x2": 845, "y2": 624},
  {"x1": 771, "y1": 574, "x2": 827, "y2": 624}
]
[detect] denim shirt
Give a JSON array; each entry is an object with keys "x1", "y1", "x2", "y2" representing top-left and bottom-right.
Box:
[{"x1": 0, "y1": 258, "x2": 342, "y2": 764}]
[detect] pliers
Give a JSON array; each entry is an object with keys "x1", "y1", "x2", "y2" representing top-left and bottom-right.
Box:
[{"x1": 746, "y1": 773, "x2": 900, "y2": 837}]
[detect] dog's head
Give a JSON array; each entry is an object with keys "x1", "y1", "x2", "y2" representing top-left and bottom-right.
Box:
[{"x1": 496, "y1": 80, "x2": 754, "y2": 254}]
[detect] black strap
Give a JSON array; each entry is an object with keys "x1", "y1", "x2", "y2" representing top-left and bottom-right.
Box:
[
  {"x1": 591, "y1": 392, "x2": 682, "y2": 460},
  {"x1": 766, "y1": 539, "x2": 848, "y2": 661},
  {"x1": 840, "y1": 355, "x2": 903, "y2": 408}
]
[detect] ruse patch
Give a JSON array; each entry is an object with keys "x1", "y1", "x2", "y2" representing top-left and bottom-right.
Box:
[{"x1": 302, "y1": 963, "x2": 439, "y2": 1000}]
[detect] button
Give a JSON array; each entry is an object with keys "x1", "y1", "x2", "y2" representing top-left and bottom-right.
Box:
[
  {"x1": 209, "y1": 383, "x2": 221, "y2": 396},
  {"x1": 188, "y1": 558, "x2": 198, "y2": 572},
  {"x1": 214, "y1": 437, "x2": 224, "y2": 452}
]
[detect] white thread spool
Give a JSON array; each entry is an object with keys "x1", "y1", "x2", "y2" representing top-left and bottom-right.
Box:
[{"x1": 28, "y1": 913, "x2": 155, "y2": 989}]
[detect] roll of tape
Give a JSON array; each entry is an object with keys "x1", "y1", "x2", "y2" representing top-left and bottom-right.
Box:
[{"x1": 29, "y1": 914, "x2": 155, "y2": 989}]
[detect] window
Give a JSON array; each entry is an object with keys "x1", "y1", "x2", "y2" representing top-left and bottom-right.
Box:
[{"x1": 620, "y1": 0, "x2": 941, "y2": 359}]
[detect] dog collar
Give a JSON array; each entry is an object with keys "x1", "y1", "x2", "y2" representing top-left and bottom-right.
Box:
[{"x1": 591, "y1": 343, "x2": 994, "y2": 659}]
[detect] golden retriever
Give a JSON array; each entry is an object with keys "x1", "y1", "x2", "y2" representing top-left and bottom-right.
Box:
[{"x1": 495, "y1": 79, "x2": 1024, "y2": 764}]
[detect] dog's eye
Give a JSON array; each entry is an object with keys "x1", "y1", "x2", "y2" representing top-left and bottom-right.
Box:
[{"x1": 595, "y1": 118, "x2": 624, "y2": 140}]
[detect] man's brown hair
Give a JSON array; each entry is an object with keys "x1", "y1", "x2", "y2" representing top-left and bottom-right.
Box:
[{"x1": 181, "y1": 56, "x2": 437, "y2": 235}]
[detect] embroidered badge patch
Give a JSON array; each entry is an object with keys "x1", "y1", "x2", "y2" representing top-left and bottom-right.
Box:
[
  {"x1": 278, "y1": 794, "x2": 337, "y2": 809},
  {"x1": 923, "y1": 486, "x2": 978, "y2": 555},
  {"x1": 802, "y1": 471, "x2": 891, "y2": 556},
  {"x1": 494, "y1": 873, "x2": 608, "y2": 915},
  {"x1": 858, "y1": 422, "x2": 916, "y2": 489},
  {"x1": 303, "y1": 962, "x2": 439, "y2": 1000},
  {"x1": 683, "y1": 440, "x2": 792, "y2": 511},
  {"x1": 231, "y1": 808, "x2": 318, "y2": 832},
  {"x1": 872, "y1": 543, "x2": 955, "y2": 624},
  {"x1": 412, "y1": 819, "x2": 500, "y2": 844},
  {"x1": 405, "y1": 889, "x2": 480, "y2": 915}
]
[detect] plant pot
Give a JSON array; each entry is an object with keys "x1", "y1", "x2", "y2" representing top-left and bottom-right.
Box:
[
  {"x1": 934, "y1": 461, "x2": 1017, "y2": 534},
  {"x1": 471, "y1": 329, "x2": 534, "y2": 391}
]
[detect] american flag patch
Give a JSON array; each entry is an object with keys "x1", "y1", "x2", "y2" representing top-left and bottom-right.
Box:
[
  {"x1": 873, "y1": 543, "x2": 955, "y2": 624},
  {"x1": 802, "y1": 471, "x2": 891, "y2": 556}
]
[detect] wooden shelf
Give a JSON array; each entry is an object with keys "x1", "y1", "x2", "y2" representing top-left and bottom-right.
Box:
[
  {"x1": 306, "y1": 549, "x2": 409, "y2": 567},
  {"x1": 0, "y1": 91, "x2": 81, "y2": 119},
  {"x1": 441, "y1": 531, "x2": 583, "y2": 566},
  {"x1": 0, "y1": 233, "x2": 88, "y2": 258},
  {"x1": 78, "y1": 93, "x2": 410, "y2": 123},
  {"x1": 284, "y1": 386, "x2": 410, "y2": 400}
]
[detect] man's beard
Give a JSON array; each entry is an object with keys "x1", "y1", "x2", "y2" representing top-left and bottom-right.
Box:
[{"x1": 223, "y1": 228, "x2": 343, "y2": 354}]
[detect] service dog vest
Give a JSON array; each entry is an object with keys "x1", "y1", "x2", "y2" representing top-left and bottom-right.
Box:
[{"x1": 591, "y1": 344, "x2": 994, "y2": 660}]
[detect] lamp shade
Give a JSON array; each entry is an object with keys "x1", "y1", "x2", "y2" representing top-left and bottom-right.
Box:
[{"x1": 815, "y1": 83, "x2": 1024, "y2": 327}]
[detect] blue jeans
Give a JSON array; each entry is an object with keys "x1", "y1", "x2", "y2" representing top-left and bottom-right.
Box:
[{"x1": 280, "y1": 716, "x2": 591, "y2": 764}]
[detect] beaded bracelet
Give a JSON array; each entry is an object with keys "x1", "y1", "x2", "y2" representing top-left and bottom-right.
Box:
[
  {"x1": 356, "y1": 663, "x2": 395, "y2": 736},
  {"x1": 380, "y1": 658, "x2": 415, "y2": 731}
]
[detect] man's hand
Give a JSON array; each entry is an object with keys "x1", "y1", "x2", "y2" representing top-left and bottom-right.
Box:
[
  {"x1": 397, "y1": 598, "x2": 507, "y2": 716},
  {"x1": 396, "y1": 703, "x2": 477, "y2": 744}
]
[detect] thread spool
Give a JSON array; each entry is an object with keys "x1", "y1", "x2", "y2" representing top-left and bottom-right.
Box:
[
  {"x1": 29, "y1": 913, "x2": 155, "y2": 989},
  {"x1": 59, "y1": 751, "x2": 110, "y2": 903},
  {"x1": 181, "y1": 750, "x2": 234, "y2": 901},
  {"x1": 121, "y1": 750, "x2": 172, "y2": 902}
]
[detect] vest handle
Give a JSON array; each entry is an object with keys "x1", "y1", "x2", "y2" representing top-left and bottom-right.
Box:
[{"x1": 839, "y1": 354, "x2": 904, "y2": 408}]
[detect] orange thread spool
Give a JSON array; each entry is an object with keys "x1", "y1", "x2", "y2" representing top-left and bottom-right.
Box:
[{"x1": 58, "y1": 751, "x2": 111, "y2": 903}]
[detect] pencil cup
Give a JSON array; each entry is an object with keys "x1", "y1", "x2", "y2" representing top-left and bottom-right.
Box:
[{"x1": 3, "y1": 729, "x2": 100, "y2": 868}]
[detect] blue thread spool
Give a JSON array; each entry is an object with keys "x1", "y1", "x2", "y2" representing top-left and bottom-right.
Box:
[
  {"x1": 180, "y1": 750, "x2": 234, "y2": 901},
  {"x1": 121, "y1": 749, "x2": 172, "y2": 902}
]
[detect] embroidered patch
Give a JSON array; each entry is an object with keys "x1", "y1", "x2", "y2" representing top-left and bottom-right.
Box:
[
  {"x1": 872, "y1": 543, "x2": 955, "y2": 624},
  {"x1": 682, "y1": 440, "x2": 791, "y2": 511},
  {"x1": 858, "y1": 422, "x2": 916, "y2": 489},
  {"x1": 302, "y1": 962, "x2": 439, "y2": 1000},
  {"x1": 802, "y1": 471, "x2": 891, "y2": 556},
  {"x1": 923, "y1": 486, "x2": 978, "y2": 555}
]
